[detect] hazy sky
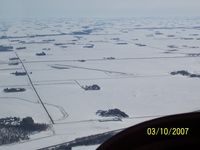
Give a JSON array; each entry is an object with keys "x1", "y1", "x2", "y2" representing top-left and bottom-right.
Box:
[{"x1": 0, "y1": 0, "x2": 200, "y2": 19}]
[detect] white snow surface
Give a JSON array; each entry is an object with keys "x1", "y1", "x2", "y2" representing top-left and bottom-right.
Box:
[{"x1": 1, "y1": 18, "x2": 200, "y2": 149}]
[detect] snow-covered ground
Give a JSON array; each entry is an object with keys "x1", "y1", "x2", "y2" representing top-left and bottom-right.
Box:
[{"x1": 1, "y1": 18, "x2": 200, "y2": 149}]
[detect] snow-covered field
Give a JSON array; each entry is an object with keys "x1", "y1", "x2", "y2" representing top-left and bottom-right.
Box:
[{"x1": 1, "y1": 18, "x2": 200, "y2": 149}]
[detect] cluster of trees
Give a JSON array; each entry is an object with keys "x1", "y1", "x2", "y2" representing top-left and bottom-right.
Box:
[
  {"x1": 0, "y1": 117, "x2": 49, "y2": 145},
  {"x1": 96, "y1": 108, "x2": 129, "y2": 118},
  {"x1": 0, "y1": 45, "x2": 13, "y2": 51},
  {"x1": 171, "y1": 70, "x2": 200, "y2": 78},
  {"x1": 0, "y1": 126, "x2": 29, "y2": 145},
  {"x1": 83, "y1": 84, "x2": 101, "y2": 91}
]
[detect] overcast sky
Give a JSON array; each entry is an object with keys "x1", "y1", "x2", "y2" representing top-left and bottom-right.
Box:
[{"x1": 0, "y1": 0, "x2": 200, "y2": 19}]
